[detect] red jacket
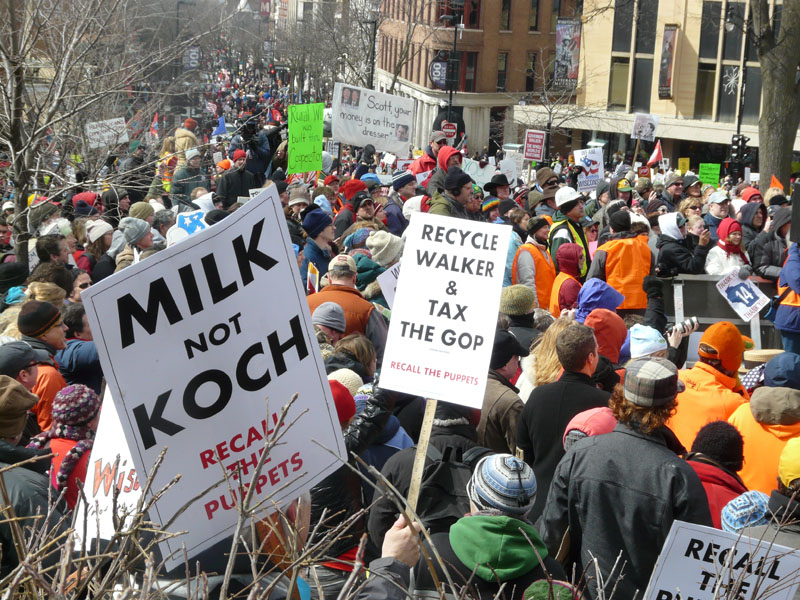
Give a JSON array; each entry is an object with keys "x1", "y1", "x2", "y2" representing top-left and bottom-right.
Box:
[{"x1": 687, "y1": 457, "x2": 747, "y2": 529}]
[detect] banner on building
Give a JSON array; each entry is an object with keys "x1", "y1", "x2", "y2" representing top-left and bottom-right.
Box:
[
  {"x1": 554, "y1": 18, "x2": 581, "y2": 90},
  {"x1": 183, "y1": 46, "x2": 201, "y2": 72},
  {"x1": 331, "y1": 82, "x2": 414, "y2": 156},
  {"x1": 379, "y1": 213, "x2": 510, "y2": 408},
  {"x1": 81, "y1": 189, "x2": 346, "y2": 569},
  {"x1": 631, "y1": 113, "x2": 659, "y2": 142},
  {"x1": 658, "y1": 24, "x2": 679, "y2": 99}
]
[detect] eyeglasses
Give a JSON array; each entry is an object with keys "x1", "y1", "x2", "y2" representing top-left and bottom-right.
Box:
[{"x1": 546, "y1": 178, "x2": 559, "y2": 186}]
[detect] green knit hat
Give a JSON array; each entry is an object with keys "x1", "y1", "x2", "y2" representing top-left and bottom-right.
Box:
[{"x1": 524, "y1": 580, "x2": 577, "y2": 600}]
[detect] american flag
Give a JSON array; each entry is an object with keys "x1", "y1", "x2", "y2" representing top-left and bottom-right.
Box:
[{"x1": 206, "y1": 101, "x2": 218, "y2": 115}]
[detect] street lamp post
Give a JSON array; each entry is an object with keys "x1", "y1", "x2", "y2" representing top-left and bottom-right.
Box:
[
  {"x1": 726, "y1": 7, "x2": 750, "y2": 180},
  {"x1": 440, "y1": 0, "x2": 464, "y2": 124},
  {"x1": 367, "y1": 18, "x2": 378, "y2": 89}
]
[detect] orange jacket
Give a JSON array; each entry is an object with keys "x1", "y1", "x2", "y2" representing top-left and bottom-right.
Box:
[
  {"x1": 549, "y1": 272, "x2": 579, "y2": 318},
  {"x1": 728, "y1": 386, "x2": 800, "y2": 494},
  {"x1": 307, "y1": 284, "x2": 374, "y2": 337},
  {"x1": 593, "y1": 235, "x2": 653, "y2": 309},
  {"x1": 668, "y1": 361, "x2": 749, "y2": 450},
  {"x1": 32, "y1": 363, "x2": 68, "y2": 432},
  {"x1": 511, "y1": 243, "x2": 556, "y2": 309}
]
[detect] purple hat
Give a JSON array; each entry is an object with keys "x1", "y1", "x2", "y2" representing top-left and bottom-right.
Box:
[{"x1": 52, "y1": 384, "x2": 101, "y2": 426}]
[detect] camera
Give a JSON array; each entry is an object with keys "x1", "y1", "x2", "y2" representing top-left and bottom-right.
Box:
[{"x1": 673, "y1": 316, "x2": 699, "y2": 335}]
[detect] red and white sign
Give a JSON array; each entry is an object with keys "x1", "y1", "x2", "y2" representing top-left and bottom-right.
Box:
[
  {"x1": 524, "y1": 129, "x2": 546, "y2": 161},
  {"x1": 442, "y1": 122, "x2": 457, "y2": 139}
]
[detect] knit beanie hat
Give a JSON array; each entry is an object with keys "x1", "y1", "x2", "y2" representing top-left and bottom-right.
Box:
[
  {"x1": 698, "y1": 321, "x2": 753, "y2": 373},
  {"x1": 18, "y1": 300, "x2": 61, "y2": 338},
  {"x1": 595, "y1": 180, "x2": 610, "y2": 198},
  {"x1": 0, "y1": 376, "x2": 37, "y2": 438},
  {"x1": 129, "y1": 201, "x2": 154, "y2": 221},
  {"x1": 498, "y1": 198, "x2": 517, "y2": 216},
  {"x1": 329, "y1": 380, "x2": 356, "y2": 425},
  {"x1": 312, "y1": 302, "x2": 346, "y2": 333},
  {"x1": 365, "y1": 230, "x2": 403, "y2": 267},
  {"x1": 344, "y1": 228, "x2": 371, "y2": 249},
  {"x1": 184, "y1": 118, "x2": 198, "y2": 130},
  {"x1": 527, "y1": 216, "x2": 549, "y2": 236},
  {"x1": 524, "y1": 580, "x2": 577, "y2": 600},
  {"x1": 0, "y1": 263, "x2": 30, "y2": 296},
  {"x1": 52, "y1": 384, "x2": 101, "y2": 426},
  {"x1": 721, "y1": 491, "x2": 770, "y2": 533},
  {"x1": 217, "y1": 159, "x2": 232, "y2": 171},
  {"x1": 481, "y1": 197, "x2": 499, "y2": 213},
  {"x1": 340, "y1": 179, "x2": 368, "y2": 202},
  {"x1": 466, "y1": 454, "x2": 536, "y2": 516},
  {"x1": 118, "y1": 217, "x2": 150, "y2": 245},
  {"x1": 609, "y1": 209, "x2": 631, "y2": 232},
  {"x1": 328, "y1": 368, "x2": 363, "y2": 397},
  {"x1": 691, "y1": 420, "x2": 744, "y2": 472},
  {"x1": 86, "y1": 219, "x2": 113, "y2": 244},
  {"x1": 444, "y1": 167, "x2": 471, "y2": 192},
  {"x1": 302, "y1": 210, "x2": 333, "y2": 239},
  {"x1": 499, "y1": 285, "x2": 536, "y2": 316},
  {"x1": 232, "y1": 149, "x2": 247, "y2": 162},
  {"x1": 392, "y1": 170, "x2": 415, "y2": 191},
  {"x1": 629, "y1": 324, "x2": 668, "y2": 358}
]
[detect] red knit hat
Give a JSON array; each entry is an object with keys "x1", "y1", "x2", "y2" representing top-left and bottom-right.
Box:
[
  {"x1": 232, "y1": 149, "x2": 247, "y2": 162},
  {"x1": 339, "y1": 179, "x2": 367, "y2": 202},
  {"x1": 329, "y1": 380, "x2": 356, "y2": 425},
  {"x1": 717, "y1": 217, "x2": 742, "y2": 242},
  {"x1": 184, "y1": 118, "x2": 198, "y2": 130},
  {"x1": 324, "y1": 175, "x2": 339, "y2": 186},
  {"x1": 698, "y1": 321, "x2": 754, "y2": 373}
]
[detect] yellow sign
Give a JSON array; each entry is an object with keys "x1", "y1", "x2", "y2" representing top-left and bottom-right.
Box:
[{"x1": 678, "y1": 157, "x2": 690, "y2": 173}]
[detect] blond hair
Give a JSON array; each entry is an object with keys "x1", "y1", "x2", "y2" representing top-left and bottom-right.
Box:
[
  {"x1": 530, "y1": 317, "x2": 579, "y2": 386},
  {"x1": 763, "y1": 187, "x2": 784, "y2": 204},
  {"x1": 27, "y1": 281, "x2": 67, "y2": 309}
]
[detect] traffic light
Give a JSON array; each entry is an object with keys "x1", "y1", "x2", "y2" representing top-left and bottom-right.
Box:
[
  {"x1": 269, "y1": 63, "x2": 275, "y2": 76},
  {"x1": 731, "y1": 134, "x2": 742, "y2": 162}
]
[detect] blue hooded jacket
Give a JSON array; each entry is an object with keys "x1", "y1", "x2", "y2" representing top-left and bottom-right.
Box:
[
  {"x1": 575, "y1": 278, "x2": 625, "y2": 323},
  {"x1": 776, "y1": 243, "x2": 800, "y2": 333}
]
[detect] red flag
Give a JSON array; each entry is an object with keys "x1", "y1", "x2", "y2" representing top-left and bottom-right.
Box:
[
  {"x1": 149, "y1": 113, "x2": 159, "y2": 138},
  {"x1": 770, "y1": 174, "x2": 784, "y2": 191},
  {"x1": 646, "y1": 140, "x2": 663, "y2": 167},
  {"x1": 271, "y1": 108, "x2": 282, "y2": 122}
]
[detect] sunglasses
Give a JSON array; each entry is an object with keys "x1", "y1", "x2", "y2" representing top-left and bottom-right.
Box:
[
  {"x1": 78, "y1": 282, "x2": 91, "y2": 289},
  {"x1": 689, "y1": 205, "x2": 702, "y2": 210},
  {"x1": 546, "y1": 178, "x2": 559, "y2": 186}
]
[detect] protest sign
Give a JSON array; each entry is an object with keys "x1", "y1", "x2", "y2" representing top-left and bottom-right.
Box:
[
  {"x1": 699, "y1": 163, "x2": 721, "y2": 186},
  {"x1": 716, "y1": 269, "x2": 769, "y2": 321},
  {"x1": 396, "y1": 158, "x2": 414, "y2": 171},
  {"x1": 573, "y1": 148, "x2": 603, "y2": 192},
  {"x1": 678, "y1": 157, "x2": 690, "y2": 174},
  {"x1": 86, "y1": 117, "x2": 129, "y2": 150},
  {"x1": 645, "y1": 520, "x2": 800, "y2": 600},
  {"x1": 499, "y1": 156, "x2": 519, "y2": 185},
  {"x1": 81, "y1": 188, "x2": 346, "y2": 569},
  {"x1": 462, "y1": 158, "x2": 496, "y2": 189},
  {"x1": 379, "y1": 213, "x2": 510, "y2": 408},
  {"x1": 287, "y1": 103, "x2": 324, "y2": 174},
  {"x1": 377, "y1": 262, "x2": 401, "y2": 308},
  {"x1": 631, "y1": 113, "x2": 658, "y2": 142},
  {"x1": 524, "y1": 130, "x2": 546, "y2": 162},
  {"x1": 331, "y1": 83, "x2": 414, "y2": 156}
]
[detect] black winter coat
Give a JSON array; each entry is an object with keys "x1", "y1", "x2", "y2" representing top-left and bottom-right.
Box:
[
  {"x1": 308, "y1": 387, "x2": 394, "y2": 560},
  {"x1": 516, "y1": 371, "x2": 609, "y2": 520},
  {"x1": 541, "y1": 424, "x2": 712, "y2": 600},
  {"x1": 216, "y1": 168, "x2": 257, "y2": 208},
  {"x1": 656, "y1": 234, "x2": 710, "y2": 277},
  {"x1": 751, "y1": 207, "x2": 792, "y2": 281}
]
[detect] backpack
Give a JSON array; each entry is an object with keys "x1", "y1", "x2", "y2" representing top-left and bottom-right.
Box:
[{"x1": 415, "y1": 444, "x2": 493, "y2": 535}]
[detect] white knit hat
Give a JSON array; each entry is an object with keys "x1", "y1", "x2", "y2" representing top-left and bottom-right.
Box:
[
  {"x1": 86, "y1": 219, "x2": 113, "y2": 244},
  {"x1": 366, "y1": 230, "x2": 404, "y2": 267},
  {"x1": 328, "y1": 368, "x2": 364, "y2": 397}
]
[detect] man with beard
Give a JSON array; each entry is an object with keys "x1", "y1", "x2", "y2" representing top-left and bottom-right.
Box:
[{"x1": 216, "y1": 149, "x2": 257, "y2": 208}]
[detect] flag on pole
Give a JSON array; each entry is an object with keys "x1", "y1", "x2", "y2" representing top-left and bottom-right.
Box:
[
  {"x1": 211, "y1": 116, "x2": 226, "y2": 137},
  {"x1": 770, "y1": 174, "x2": 784, "y2": 191},
  {"x1": 646, "y1": 140, "x2": 663, "y2": 167},
  {"x1": 206, "y1": 101, "x2": 218, "y2": 115},
  {"x1": 149, "y1": 113, "x2": 159, "y2": 138},
  {"x1": 307, "y1": 262, "x2": 319, "y2": 294}
]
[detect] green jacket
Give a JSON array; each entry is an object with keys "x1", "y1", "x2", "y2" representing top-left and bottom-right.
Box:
[{"x1": 428, "y1": 190, "x2": 469, "y2": 219}]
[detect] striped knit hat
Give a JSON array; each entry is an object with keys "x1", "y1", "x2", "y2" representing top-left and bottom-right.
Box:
[
  {"x1": 467, "y1": 454, "x2": 536, "y2": 516},
  {"x1": 18, "y1": 301, "x2": 61, "y2": 338},
  {"x1": 392, "y1": 170, "x2": 415, "y2": 191},
  {"x1": 481, "y1": 197, "x2": 499, "y2": 213}
]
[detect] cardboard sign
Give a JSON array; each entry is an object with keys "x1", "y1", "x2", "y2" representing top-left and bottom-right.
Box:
[
  {"x1": 678, "y1": 157, "x2": 690, "y2": 174},
  {"x1": 716, "y1": 269, "x2": 769, "y2": 322},
  {"x1": 524, "y1": 130, "x2": 546, "y2": 162},
  {"x1": 631, "y1": 113, "x2": 658, "y2": 142},
  {"x1": 81, "y1": 189, "x2": 346, "y2": 569},
  {"x1": 287, "y1": 103, "x2": 324, "y2": 174},
  {"x1": 461, "y1": 158, "x2": 496, "y2": 189},
  {"x1": 379, "y1": 213, "x2": 510, "y2": 408},
  {"x1": 645, "y1": 520, "x2": 800, "y2": 600},
  {"x1": 573, "y1": 148, "x2": 603, "y2": 192},
  {"x1": 699, "y1": 163, "x2": 722, "y2": 186},
  {"x1": 331, "y1": 83, "x2": 414, "y2": 156},
  {"x1": 377, "y1": 262, "x2": 401, "y2": 308},
  {"x1": 86, "y1": 117, "x2": 129, "y2": 149}
]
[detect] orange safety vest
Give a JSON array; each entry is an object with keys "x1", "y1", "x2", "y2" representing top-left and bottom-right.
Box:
[
  {"x1": 597, "y1": 235, "x2": 651, "y2": 309},
  {"x1": 549, "y1": 272, "x2": 579, "y2": 318},
  {"x1": 511, "y1": 243, "x2": 556, "y2": 308}
]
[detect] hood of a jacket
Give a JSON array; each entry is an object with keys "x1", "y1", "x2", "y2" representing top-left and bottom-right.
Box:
[
  {"x1": 325, "y1": 351, "x2": 370, "y2": 380},
  {"x1": 101, "y1": 187, "x2": 124, "y2": 210},
  {"x1": 556, "y1": 243, "x2": 583, "y2": 278},
  {"x1": 771, "y1": 207, "x2": 792, "y2": 237},
  {"x1": 448, "y1": 515, "x2": 548, "y2": 582},
  {"x1": 749, "y1": 386, "x2": 800, "y2": 430},
  {"x1": 687, "y1": 457, "x2": 747, "y2": 493},
  {"x1": 175, "y1": 127, "x2": 196, "y2": 143},
  {"x1": 353, "y1": 253, "x2": 385, "y2": 289},
  {"x1": 658, "y1": 212, "x2": 684, "y2": 240},
  {"x1": 576, "y1": 279, "x2": 624, "y2": 323},
  {"x1": 739, "y1": 202, "x2": 766, "y2": 231},
  {"x1": 583, "y1": 308, "x2": 627, "y2": 363},
  {"x1": 375, "y1": 413, "x2": 401, "y2": 444},
  {"x1": 437, "y1": 146, "x2": 461, "y2": 173}
]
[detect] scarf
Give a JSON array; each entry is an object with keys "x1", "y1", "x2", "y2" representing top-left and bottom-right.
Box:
[{"x1": 28, "y1": 423, "x2": 95, "y2": 491}]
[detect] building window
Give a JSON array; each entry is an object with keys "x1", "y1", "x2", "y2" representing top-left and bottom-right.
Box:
[
  {"x1": 551, "y1": 0, "x2": 561, "y2": 31},
  {"x1": 526, "y1": 52, "x2": 536, "y2": 91},
  {"x1": 742, "y1": 66, "x2": 761, "y2": 125},
  {"x1": 694, "y1": 64, "x2": 715, "y2": 119},
  {"x1": 438, "y1": 0, "x2": 481, "y2": 29},
  {"x1": 722, "y1": 2, "x2": 744, "y2": 61},
  {"x1": 497, "y1": 52, "x2": 508, "y2": 91},
  {"x1": 611, "y1": 0, "x2": 633, "y2": 52},
  {"x1": 717, "y1": 65, "x2": 739, "y2": 122},
  {"x1": 635, "y1": 0, "x2": 658, "y2": 54},
  {"x1": 698, "y1": 1, "x2": 721, "y2": 59},
  {"x1": 500, "y1": 0, "x2": 511, "y2": 29},
  {"x1": 529, "y1": 0, "x2": 539, "y2": 30},
  {"x1": 463, "y1": 51, "x2": 478, "y2": 91},
  {"x1": 631, "y1": 58, "x2": 653, "y2": 112},
  {"x1": 608, "y1": 57, "x2": 629, "y2": 110}
]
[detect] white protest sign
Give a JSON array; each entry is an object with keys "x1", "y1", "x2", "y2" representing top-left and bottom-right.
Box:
[
  {"x1": 415, "y1": 170, "x2": 433, "y2": 185},
  {"x1": 81, "y1": 189, "x2": 346, "y2": 569},
  {"x1": 396, "y1": 158, "x2": 414, "y2": 172},
  {"x1": 379, "y1": 213, "x2": 511, "y2": 408},
  {"x1": 716, "y1": 268, "x2": 770, "y2": 321},
  {"x1": 249, "y1": 187, "x2": 268, "y2": 198},
  {"x1": 573, "y1": 148, "x2": 603, "y2": 193},
  {"x1": 631, "y1": 113, "x2": 659, "y2": 142},
  {"x1": 645, "y1": 520, "x2": 800, "y2": 600},
  {"x1": 212, "y1": 151, "x2": 224, "y2": 165},
  {"x1": 75, "y1": 391, "x2": 141, "y2": 546},
  {"x1": 499, "y1": 158, "x2": 518, "y2": 186},
  {"x1": 377, "y1": 262, "x2": 401, "y2": 308},
  {"x1": 331, "y1": 83, "x2": 414, "y2": 155},
  {"x1": 462, "y1": 158, "x2": 496, "y2": 189},
  {"x1": 86, "y1": 117, "x2": 129, "y2": 150}
]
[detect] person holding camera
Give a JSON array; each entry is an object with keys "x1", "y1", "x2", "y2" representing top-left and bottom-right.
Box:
[{"x1": 228, "y1": 120, "x2": 271, "y2": 187}]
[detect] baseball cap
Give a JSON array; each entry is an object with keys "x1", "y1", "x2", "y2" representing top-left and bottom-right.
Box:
[
  {"x1": 708, "y1": 191, "x2": 730, "y2": 204},
  {"x1": 430, "y1": 131, "x2": 447, "y2": 142},
  {"x1": 328, "y1": 254, "x2": 357, "y2": 274},
  {"x1": 0, "y1": 341, "x2": 48, "y2": 377},
  {"x1": 698, "y1": 321, "x2": 754, "y2": 373},
  {"x1": 623, "y1": 357, "x2": 685, "y2": 407},
  {"x1": 490, "y1": 329, "x2": 530, "y2": 370},
  {"x1": 554, "y1": 186, "x2": 582, "y2": 208},
  {"x1": 616, "y1": 178, "x2": 633, "y2": 192}
]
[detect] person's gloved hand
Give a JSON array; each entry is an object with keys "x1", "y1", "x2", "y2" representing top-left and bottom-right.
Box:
[
  {"x1": 643, "y1": 275, "x2": 664, "y2": 299},
  {"x1": 738, "y1": 265, "x2": 753, "y2": 280}
]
